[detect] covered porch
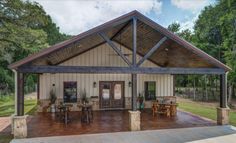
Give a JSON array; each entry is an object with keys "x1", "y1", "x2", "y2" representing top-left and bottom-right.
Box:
[{"x1": 26, "y1": 109, "x2": 215, "y2": 138}]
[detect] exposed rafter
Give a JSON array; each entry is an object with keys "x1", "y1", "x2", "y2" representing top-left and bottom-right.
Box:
[
  {"x1": 137, "y1": 36, "x2": 167, "y2": 66},
  {"x1": 8, "y1": 11, "x2": 230, "y2": 71},
  {"x1": 99, "y1": 32, "x2": 132, "y2": 66},
  {"x1": 111, "y1": 20, "x2": 132, "y2": 40}
]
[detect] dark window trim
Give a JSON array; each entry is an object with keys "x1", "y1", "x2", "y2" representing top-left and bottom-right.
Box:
[
  {"x1": 63, "y1": 81, "x2": 77, "y2": 103},
  {"x1": 144, "y1": 81, "x2": 156, "y2": 101}
]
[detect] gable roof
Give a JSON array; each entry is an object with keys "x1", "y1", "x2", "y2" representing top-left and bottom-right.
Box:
[{"x1": 8, "y1": 10, "x2": 231, "y2": 71}]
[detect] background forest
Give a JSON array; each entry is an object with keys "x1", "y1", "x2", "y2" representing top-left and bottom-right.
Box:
[{"x1": 0, "y1": 0, "x2": 235, "y2": 104}]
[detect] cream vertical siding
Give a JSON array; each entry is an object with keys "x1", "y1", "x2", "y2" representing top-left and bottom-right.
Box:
[
  {"x1": 39, "y1": 43, "x2": 174, "y2": 101},
  {"x1": 59, "y1": 43, "x2": 157, "y2": 67},
  {"x1": 39, "y1": 73, "x2": 173, "y2": 99}
]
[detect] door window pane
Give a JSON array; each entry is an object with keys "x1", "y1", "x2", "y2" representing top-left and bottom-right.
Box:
[
  {"x1": 114, "y1": 84, "x2": 122, "y2": 99},
  {"x1": 102, "y1": 84, "x2": 110, "y2": 99},
  {"x1": 64, "y1": 82, "x2": 77, "y2": 103},
  {"x1": 145, "y1": 81, "x2": 156, "y2": 101}
]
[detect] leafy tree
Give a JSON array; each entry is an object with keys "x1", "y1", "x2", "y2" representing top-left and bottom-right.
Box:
[
  {"x1": 172, "y1": 0, "x2": 236, "y2": 102},
  {"x1": 167, "y1": 22, "x2": 180, "y2": 33},
  {"x1": 0, "y1": 0, "x2": 70, "y2": 94},
  {"x1": 194, "y1": 0, "x2": 236, "y2": 102}
]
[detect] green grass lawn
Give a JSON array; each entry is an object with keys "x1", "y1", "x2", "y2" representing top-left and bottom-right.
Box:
[
  {"x1": 0, "y1": 95, "x2": 37, "y2": 117},
  {"x1": 178, "y1": 100, "x2": 236, "y2": 126},
  {"x1": 0, "y1": 134, "x2": 13, "y2": 143},
  {"x1": 0, "y1": 94, "x2": 37, "y2": 143}
]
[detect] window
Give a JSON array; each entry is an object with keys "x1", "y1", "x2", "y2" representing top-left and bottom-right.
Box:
[
  {"x1": 144, "y1": 81, "x2": 156, "y2": 101},
  {"x1": 64, "y1": 82, "x2": 77, "y2": 103}
]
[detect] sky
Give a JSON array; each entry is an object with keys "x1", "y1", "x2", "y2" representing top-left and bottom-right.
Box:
[{"x1": 30, "y1": 0, "x2": 216, "y2": 35}]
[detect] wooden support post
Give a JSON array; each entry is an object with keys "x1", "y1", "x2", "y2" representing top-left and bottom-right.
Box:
[
  {"x1": 37, "y1": 74, "x2": 40, "y2": 100},
  {"x1": 16, "y1": 72, "x2": 24, "y2": 116},
  {"x1": 132, "y1": 17, "x2": 137, "y2": 67},
  {"x1": 220, "y1": 73, "x2": 227, "y2": 108},
  {"x1": 217, "y1": 72, "x2": 229, "y2": 125},
  {"x1": 131, "y1": 74, "x2": 137, "y2": 111},
  {"x1": 131, "y1": 17, "x2": 138, "y2": 111}
]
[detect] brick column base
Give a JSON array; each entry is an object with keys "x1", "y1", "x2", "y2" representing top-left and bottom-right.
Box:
[
  {"x1": 129, "y1": 110, "x2": 141, "y2": 131},
  {"x1": 12, "y1": 115, "x2": 27, "y2": 138},
  {"x1": 217, "y1": 107, "x2": 230, "y2": 125}
]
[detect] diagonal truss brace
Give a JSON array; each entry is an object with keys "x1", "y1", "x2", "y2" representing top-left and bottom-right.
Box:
[
  {"x1": 99, "y1": 32, "x2": 132, "y2": 66},
  {"x1": 137, "y1": 36, "x2": 167, "y2": 66}
]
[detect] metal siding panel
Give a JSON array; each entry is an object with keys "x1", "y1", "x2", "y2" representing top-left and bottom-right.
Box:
[{"x1": 59, "y1": 44, "x2": 158, "y2": 68}]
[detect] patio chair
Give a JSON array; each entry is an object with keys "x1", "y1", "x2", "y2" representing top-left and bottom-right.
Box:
[
  {"x1": 152, "y1": 101, "x2": 159, "y2": 117},
  {"x1": 157, "y1": 104, "x2": 171, "y2": 117}
]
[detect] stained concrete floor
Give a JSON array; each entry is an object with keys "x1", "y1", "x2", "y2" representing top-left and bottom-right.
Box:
[
  {"x1": 11, "y1": 125, "x2": 236, "y2": 143},
  {"x1": 25, "y1": 110, "x2": 216, "y2": 137}
]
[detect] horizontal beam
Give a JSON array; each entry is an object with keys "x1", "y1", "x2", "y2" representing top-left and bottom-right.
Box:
[{"x1": 18, "y1": 66, "x2": 225, "y2": 75}]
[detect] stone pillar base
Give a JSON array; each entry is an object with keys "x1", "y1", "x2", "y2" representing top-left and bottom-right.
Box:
[
  {"x1": 129, "y1": 110, "x2": 141, "y2": 131},
  {"x1": 12, "y1": 115, "x2": 27, "y2": 138},
  {"x1": 217, "y1": 107, "x2": 230, "y2": 125}
]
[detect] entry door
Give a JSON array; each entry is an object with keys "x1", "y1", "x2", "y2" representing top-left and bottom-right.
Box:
[{"x1": 99, "y1": 81, "x2": 124, "y2": 109}]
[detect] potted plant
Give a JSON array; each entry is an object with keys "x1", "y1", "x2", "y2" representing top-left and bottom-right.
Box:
[
  {"x1": 81, "y1": 89, "x2": 89, "y2": 104},
  {"x1": 138, "y1": 92, "x2": 144, "y2": 111},
  {"x1": 49, "y1": 88, "x2": 57, "y2": 112}
]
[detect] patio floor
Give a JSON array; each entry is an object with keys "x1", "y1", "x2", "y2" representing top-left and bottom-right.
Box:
[
  {"x1": 25, "y1": 109, "x2": 216, "y2": 138},
  {"x1": 11, "y1": 126, "x2": 236, "y2": 143}
]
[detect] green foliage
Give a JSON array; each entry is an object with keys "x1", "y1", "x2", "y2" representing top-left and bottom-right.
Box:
[
  {"x1": 24, "y1": 74, "x2": 36, "y2": 94},
  {"x1": 169, "y1": 0, "x2": 236, "y2": 100},
  {"x1": 0, "y1": 67, "x2": 14, "y2": 94},
  {"x1": 194, "y1": 0, "x2": 236, "y2": 90},
  {"x1": 167, "y1": 22, "x2": 180, "y2": 33},
  {"x1": 0, "y1": 0, "x2": 70, "y2": 94}
]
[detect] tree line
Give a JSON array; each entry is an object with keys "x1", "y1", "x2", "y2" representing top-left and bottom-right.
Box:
[
  {"x1": 0, "y1": 0, "x2": 70, "y2": 94},
  {"x1": 169, "y1": 0, "x2": 236, "y2": 105}
]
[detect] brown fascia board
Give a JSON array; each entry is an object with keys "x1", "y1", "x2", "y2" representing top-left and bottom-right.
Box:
[
  {"x1": 9, "y1": 10, "x2": 231, "y2": 72},
  {"x1": 8, "y1": 10, "x2": 138, "y2": 69},
  {"x1": 135, "y1": 12, "x2": 231, "y2": 72}
]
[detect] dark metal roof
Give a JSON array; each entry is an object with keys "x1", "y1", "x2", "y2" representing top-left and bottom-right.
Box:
[{"x1": 8, "y1": 10, "x2": 231, "y2": 71}]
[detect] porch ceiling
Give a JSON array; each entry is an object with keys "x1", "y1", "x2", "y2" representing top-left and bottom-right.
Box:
[{"x1": 8, "y1": 11, "x2": 230, "y2": 71}]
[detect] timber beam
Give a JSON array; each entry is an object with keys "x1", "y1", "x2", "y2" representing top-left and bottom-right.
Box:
[
  {"x1": 220, "y1": 73, "x2": 227, "y2": 108},
  {"x1": 18, "y1": 66, "x2": 225, "y2": 75},
  {"x1": 16, "y1": 72, "x2": 24, "y2": 116},
  {"x1": 98, "y1": 32, "x2": 132, "y2": 66}
]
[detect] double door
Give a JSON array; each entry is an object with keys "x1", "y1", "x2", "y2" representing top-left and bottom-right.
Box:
[{"x1": 99, "y1": 81, "x2": 124, "y2": 109}]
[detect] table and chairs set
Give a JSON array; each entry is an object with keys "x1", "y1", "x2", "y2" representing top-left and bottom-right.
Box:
[
  {"x1": 56, "y1": 102, "x2": 93, "y2": 125},
  {"x1": 55, "y1": 96, "x2": 177, "y2": 125},
  {"x1": 152, "y1": 96, "x2": 178, "y2": 117}
]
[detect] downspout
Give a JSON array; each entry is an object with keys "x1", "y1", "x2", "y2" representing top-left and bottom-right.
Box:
[{"x1": 12, "y1": 69, "x2": 17, "y2": 115}]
